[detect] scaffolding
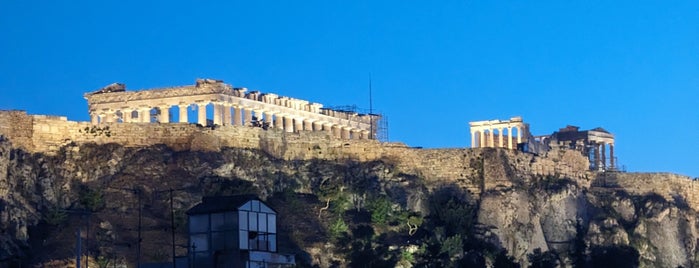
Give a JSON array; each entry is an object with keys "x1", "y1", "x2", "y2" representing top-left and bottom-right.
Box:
[{"x1": 326, "y1": 105, "x2": 389, "y2": 142}]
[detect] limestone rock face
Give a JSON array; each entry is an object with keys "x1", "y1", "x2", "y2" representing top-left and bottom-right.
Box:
[
  {"x1": 477, "y1": 181, "x2": 588, "y2": 264},
  {"x1": 0, "y1": 138, "x2": 697, "y2": 267}
]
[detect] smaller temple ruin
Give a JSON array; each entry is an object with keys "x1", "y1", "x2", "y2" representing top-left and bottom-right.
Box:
[
  {"x1": 469, "y1": 117, "x2": 616, "y2": 171},
  {"x1": 469, "y1": 116, "x2": 529, "y2": 149},
  {"x1": 548, "y1": 125, "x2": 615, "y2": 171},
  {"x1": 84, "y1": 79, "x2": 381, "y2": 140}
]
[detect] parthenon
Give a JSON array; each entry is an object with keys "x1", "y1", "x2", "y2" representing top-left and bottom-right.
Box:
[{"x1": 84, "y1": 79, "x2": 380, "y2": 140}]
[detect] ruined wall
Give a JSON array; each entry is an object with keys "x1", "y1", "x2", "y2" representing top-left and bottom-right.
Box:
[
  {"x1": 0, "y1": 111, "x2": 34, "y2": 151},
  {"x1": 596, "y1": 172, "x2": 699, "y2": 211}
]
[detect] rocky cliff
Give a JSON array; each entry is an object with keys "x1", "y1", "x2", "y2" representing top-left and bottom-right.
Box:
[{"x1": 0, "y1": 129, "x2": 697, "y2": 267}]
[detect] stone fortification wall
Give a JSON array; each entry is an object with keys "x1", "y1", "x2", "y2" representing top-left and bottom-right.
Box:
[
  {"x1": 2, "y1": 110, "x2": 696, "y2": 209},
  {"x1": 596, "y1": 172, "x2": 699, "y2": 211},
  {"x1": 0, "y1": 111, "x2": 34, "y2": 151}
]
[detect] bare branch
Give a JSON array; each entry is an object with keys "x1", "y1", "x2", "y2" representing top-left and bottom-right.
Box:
[{"x1": 318, "y1": 198, "x2": 331, "y2": 219}]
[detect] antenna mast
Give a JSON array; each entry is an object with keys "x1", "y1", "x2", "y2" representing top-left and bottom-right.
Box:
[{"x1": 369, "y1": 73, "x2": 374, "y2": 139}]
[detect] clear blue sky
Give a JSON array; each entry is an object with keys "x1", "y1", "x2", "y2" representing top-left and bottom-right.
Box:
[{"x1": 1, "y1": 1, "x2": 697, "y2": 177}]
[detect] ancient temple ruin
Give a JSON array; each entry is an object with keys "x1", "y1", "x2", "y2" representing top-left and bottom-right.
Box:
[
  {"x1": 84, "y1": 79, "x2": 380, "y2": 140},
  {"x1": 469, "y1": 117, "x2": 616, "y2": 171},
  {"x1": 548, "y1": 125, "x2": 615, "y2": 171},
  {"x1": 469, "y1": 116, "x2": 530, "y2": 149}
]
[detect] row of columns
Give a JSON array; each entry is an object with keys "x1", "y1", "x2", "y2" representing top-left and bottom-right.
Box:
[
  {"x1": 591, "y1": 142, "x2": 615, "y2": 171},
  {"x1": 470, "y1": 126, "x2": 523, "y2": 149},
  {"x1": 90, "y1": 102, "x2": 370, "y2": 140}
]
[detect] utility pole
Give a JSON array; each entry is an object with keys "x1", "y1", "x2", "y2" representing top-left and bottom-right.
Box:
[
  {"x1": 170, "y1": 188, "x2": 176, "y2": 268},
  {"x1": 86, "y1": 214, "x2": 90, "y2": 268},
  {"x1": 137, "y1": 187, "x2": 142, "y2": 268},
  {"x1": 67, "y1": 209, "x2": 91, "y2": 268},
  {"x1": 76, "y1": 228, "x2": 82, "y2": 268}
]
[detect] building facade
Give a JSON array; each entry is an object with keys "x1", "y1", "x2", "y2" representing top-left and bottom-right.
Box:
[{"x1": 186, "y1": 195, "x2": 295, "y2": 268}]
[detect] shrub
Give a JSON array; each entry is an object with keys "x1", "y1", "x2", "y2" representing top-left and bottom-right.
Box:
[
  {"x1": 329, "y1": 217, "x2": 349, "y2": 240},
  {"x1": 45, "y1": 207, "x2": 68, "y2": 226},
  {"x1": 367, "y1": 197, "x2": 392, "y2": 226},
  {"x1": 79, "y1": 186, "x2": 104, "y2": 212}
]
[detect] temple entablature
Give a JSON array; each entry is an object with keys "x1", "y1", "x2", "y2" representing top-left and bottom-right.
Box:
[{"x1": 84, "y1": 79, "x2": 380, "y2": 140}]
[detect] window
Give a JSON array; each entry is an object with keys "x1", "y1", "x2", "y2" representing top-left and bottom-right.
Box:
[
  {"x1": 189, "y1": 215, "x2": 209, "y2": 233},
  {"x1": 211, "y1": 212, "x2": 226, "y2": 231},
  {"x1": 249, "y1": 212, "x2": 258, "y2": 231},
  {"x1": 258, "y1": 213, "x2": 267, "y2": 232},
  {"x1": 238, "y1": 200, "x2": 278, "y2": 252},
  {"x1": 191, "y1": 234, "x2": 209, "y2": 252},
  {"x1": 267, "y1": 214, "x2": 276, "y2": 233},
  {"x1": 239, "y1": 212, "x2": 248, "y2": 230},
  {"x1": 239, "y1": 230, "x2": 248, "y2": 249}
]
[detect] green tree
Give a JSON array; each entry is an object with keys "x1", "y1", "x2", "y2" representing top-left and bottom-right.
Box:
[
  {"x1": 45, "y1": 207, "x2": 68, "y2": 226},
  {"x1": 79, "y1": 185, "x2": 104, "y2": 212},
  {"x1": 329, "y1": 217, "x2": 349, "y2": 240},
  {"x1": 440, "y1": 235, "x2": 463, "y2": 259},
  {"x1": 367, "y1": 197, "x2": 392, "y2": 226}
]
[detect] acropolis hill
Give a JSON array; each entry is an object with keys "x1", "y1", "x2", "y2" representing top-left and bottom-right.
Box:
[{"x1": 0, "y1": 79, "x2": 698, "y2": 267}]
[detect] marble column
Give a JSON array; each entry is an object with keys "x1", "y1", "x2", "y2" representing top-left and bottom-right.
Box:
[
  {"x1": 498, "y1": 128, "x2": 504, "y2": 148},
  {"x1": 223, "y1": 104, "x2": 232, "y2": 126},
  {"x1": 516, "y1": 126, "x2": 522, "y2": 144},
  {"x1": 471, "y1": 131, "x2": 476, "y2": 148},
  {"x1": 341, "y1": 128, "x2": 351, "y2": 140},
  {"x1": 274, "y1": 115, "x2": 284, "y2": 130},
  {"x1": 323, "y1": 123, "x2": 333, "y2": 135},
  {"x1": 477, "y1": 130, "x2": 481, "y2": 147},
  {"x1": 104, "y1": 111, "x2": 116, "y2": 123},
  {"x1": 294, "y1": 118, "x2": 303, "y2": 133},
  {"x1": 601, "y1": 143, "x2": 607, "y2": 170},
  {"x1": 159, "y1": 106, "x2": 170, "y2": 123},
  {"x1": 197, "y1": 103, "x2": 207, "y2": 126},
  {"x1": 212, "y1": 103, "x2": 222, "y2": 125},
  {"x1": 480, "y1": 131, "x2": 486, "y2": 147},
  {"x1": 350, "y1": 129, "x2": 361, "y2": 140},
  {"x1": 594, "y1": 143, "x2": 601, "y2": 170},
  {"x1": 303, "y1": 120, "x2": 314, "y2": 131},
  {"x1": 244, "y1": 108, "x2": 253, "y2": 126},
  {"x1": 139, "y1": 108, "x2": 150, "y2": 123},
  {"x1": 122, "y1": 109, "x2": 133, "y2": 123},
  {"x1": 91, "y1": 113, "x2": 99, "y2": 125},
  {"x1": 178, "y1": 104, "x2": 189, "y2": 123},
  {"x1": 283, "y1": 116, "x2": 294, "y2": 132},
  {"x1": 233, "y1": 106, "x2": 242, "y2": 126},
  {"x1": 360, "y1": 130, "x2": 370, "y2": 140},
  {"x1": 332, "y1": 125, "x2": 342, "y2": 138},
  {"x1": 609, "y1": 144, "x2": 615, "y2": 169},
  {"x1": 507, "y1": 127, "x2": 513, "y2": 149},
  {"x1": 312, "y1": 121, "x2": 323, "y2": 132},
  {"x1": 263, "y1": 111, "x2": 274, "y2": 128}
]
